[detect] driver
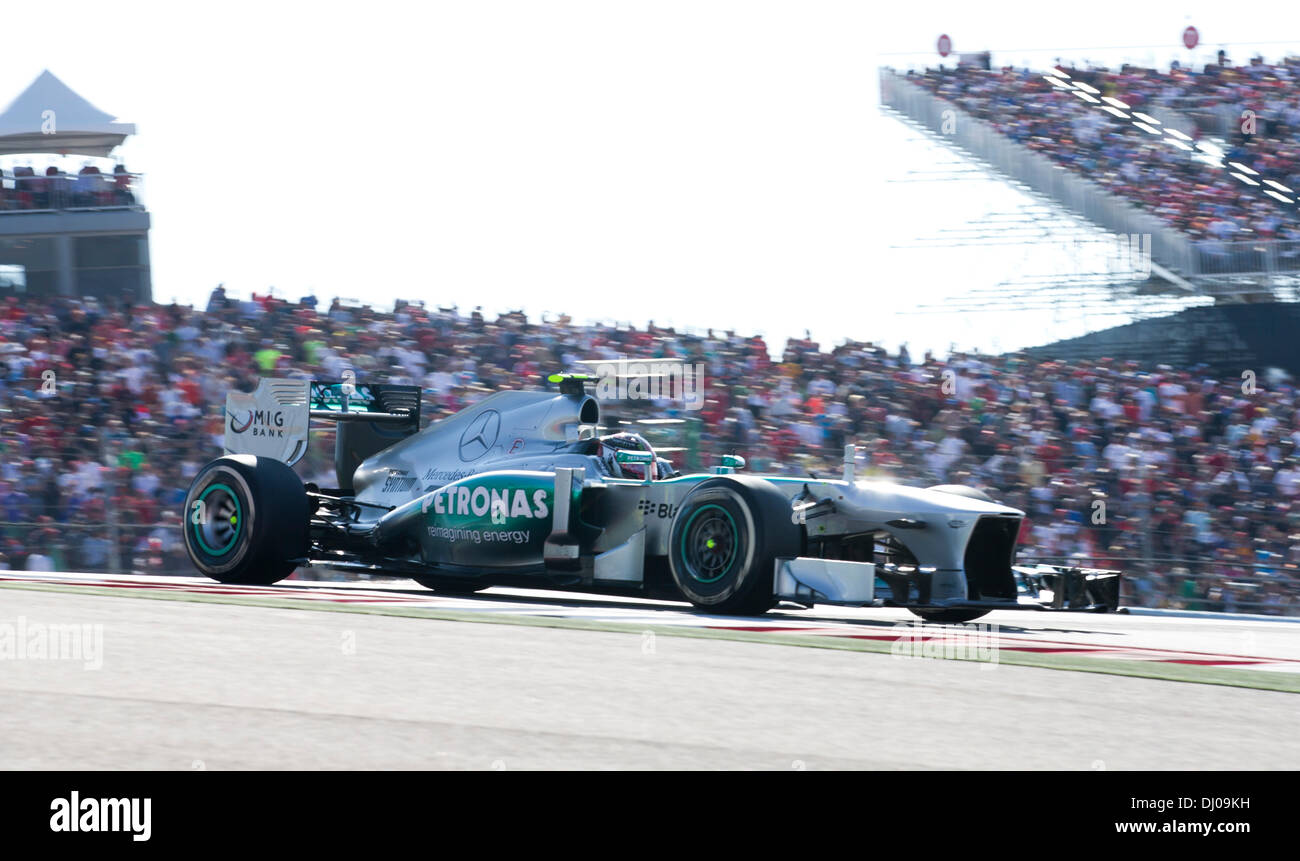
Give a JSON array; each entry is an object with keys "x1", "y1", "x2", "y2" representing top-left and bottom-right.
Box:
[{"x1": 596, "y1": 431, "x2": 658, "y2": 480}]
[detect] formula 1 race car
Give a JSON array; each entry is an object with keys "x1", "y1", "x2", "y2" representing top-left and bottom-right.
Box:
[{"x1": 182, "y1": 375, "x2": 1122, "y2": 621}]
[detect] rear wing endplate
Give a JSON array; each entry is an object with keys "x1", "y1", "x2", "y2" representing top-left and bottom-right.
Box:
[{"x1": 223, "y1": 378, "x2": 420, "y2": 466}]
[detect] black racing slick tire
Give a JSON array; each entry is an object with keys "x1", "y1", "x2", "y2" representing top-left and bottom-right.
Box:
[
  {"x1": 182, "y1": 455, "x2": 309, "y2": 585},
  {"x1": 668, "y1": 476, "x2": 802, "y2": 615},
  {"x1": 909, "y1": 608, "x2": 991, "y2": 624}
]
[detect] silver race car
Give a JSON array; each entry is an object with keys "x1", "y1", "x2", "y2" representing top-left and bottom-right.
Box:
[{"x1": 182, "y1": 375, "x2": 1121, "y2": 621}]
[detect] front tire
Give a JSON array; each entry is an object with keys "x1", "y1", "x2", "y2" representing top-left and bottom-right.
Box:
[
  {"x1": 668, "y1": 476, "x2": 801, "y2": 615},
  {"x1": 183, "y1": 455, "x2": 308, "y2": 585}
]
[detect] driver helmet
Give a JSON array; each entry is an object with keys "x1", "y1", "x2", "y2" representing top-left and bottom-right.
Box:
[{"x1": 597, "y1": 432, "x2": 657, "y2": 480}]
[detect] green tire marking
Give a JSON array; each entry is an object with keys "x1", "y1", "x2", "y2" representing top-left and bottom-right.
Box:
[
  {"x1": 194, "y1": 482, "x2": 242, "y2": 557},
  {"x1": 680, "y1": 504, "x2": 738, "y2": 584}
]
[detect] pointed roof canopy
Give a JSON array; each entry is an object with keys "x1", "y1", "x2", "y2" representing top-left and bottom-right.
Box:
[{"x1": 0, "y1": 70, "x2": 136, "y2": 157}]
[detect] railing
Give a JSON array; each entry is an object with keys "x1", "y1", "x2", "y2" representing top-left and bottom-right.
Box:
[
  {"x1": 880, "y1": 70, "x2": 1204, "y2": 277},
  {"x1": 0, "y1": 521, "x2": 183, "y2": 576},
  {"x1": 1191, "y1": 239, "x2": 1300, "y2": 277},
  {"x1": 0, "y1": 171, "x2": 144, "y2": 213}
]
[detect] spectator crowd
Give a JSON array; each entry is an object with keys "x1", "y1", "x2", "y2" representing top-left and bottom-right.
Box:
[
  {"x1": 907, "y1": 55, "x2": 1300, "y2": 245},
  {"x1": 0, "y1": 163, "x2": 137, "y2": 211},
  {"x1": 1, "y1": 288, "x2": 1298, "y2": 615}
]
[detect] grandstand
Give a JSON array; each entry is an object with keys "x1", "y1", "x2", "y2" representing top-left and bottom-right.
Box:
[
  {"x1": 0, "y1": 70, "x2": 151, "y2": 302},
  {"x1": 881, "y1": 57, "x2": 1300, "y2": 301}
]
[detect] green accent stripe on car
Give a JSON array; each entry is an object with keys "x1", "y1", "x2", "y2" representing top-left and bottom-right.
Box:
[
  {"x1": 680, "y1": 504, "x2": 738, "y2": 584},
  {"x1": 195, "y1": 483, "x2": 242, "y2": 557}
]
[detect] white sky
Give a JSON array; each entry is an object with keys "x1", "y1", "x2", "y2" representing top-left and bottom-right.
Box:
[{"x1": 2, "y1": 1, "x2": 1299, "y2": 355}]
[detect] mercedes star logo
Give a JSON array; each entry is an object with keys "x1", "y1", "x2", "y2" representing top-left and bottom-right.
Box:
[{"x1": 458, "y1": 410, "x2": 501, "y2": 461}]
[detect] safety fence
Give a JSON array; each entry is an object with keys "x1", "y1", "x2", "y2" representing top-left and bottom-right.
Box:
[{"x1": 0, "y1": 171, "x2": 143, "y2": 213}]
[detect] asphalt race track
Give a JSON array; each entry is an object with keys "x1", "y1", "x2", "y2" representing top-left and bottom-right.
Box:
[{"x1": 1, "y1": 572, "x2": 1298, "y2": 769}]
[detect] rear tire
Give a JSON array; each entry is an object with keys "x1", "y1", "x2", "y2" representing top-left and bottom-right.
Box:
[
  {"x1": 668, "y1": 476, "x2": 801, "y2": 615},
  {"x1": 183, "y1": 455, "x2": 308, "y2": 585}
]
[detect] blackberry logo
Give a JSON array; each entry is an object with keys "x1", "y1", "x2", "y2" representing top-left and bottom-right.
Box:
[{"x1": 637, "y1": 499, "x2": 678, "y2": 518}]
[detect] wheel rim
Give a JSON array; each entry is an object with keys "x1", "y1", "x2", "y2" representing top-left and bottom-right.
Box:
[
  {"x1": 194, "y1": 482, "x2": 243, "y2": 557},
  {"x1": 680, "y1": 504, "x2": 739, "y2": 584}
]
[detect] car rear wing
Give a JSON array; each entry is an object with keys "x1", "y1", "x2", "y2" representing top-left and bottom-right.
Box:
[
  {"x1": 224, "y1": 378, "x2": 421, "y2": 466},
  {"x1": 307, "y1": 379, "x2": 421, "y2": 425}
]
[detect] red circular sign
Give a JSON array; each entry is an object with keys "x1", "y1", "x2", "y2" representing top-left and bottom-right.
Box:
[
  {"x1": 1183, "y1": 25, "x2": 1199, "y2": 50},
  {"x1": 937, "y1": 34, "x2": 952, "y2": 58}
]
